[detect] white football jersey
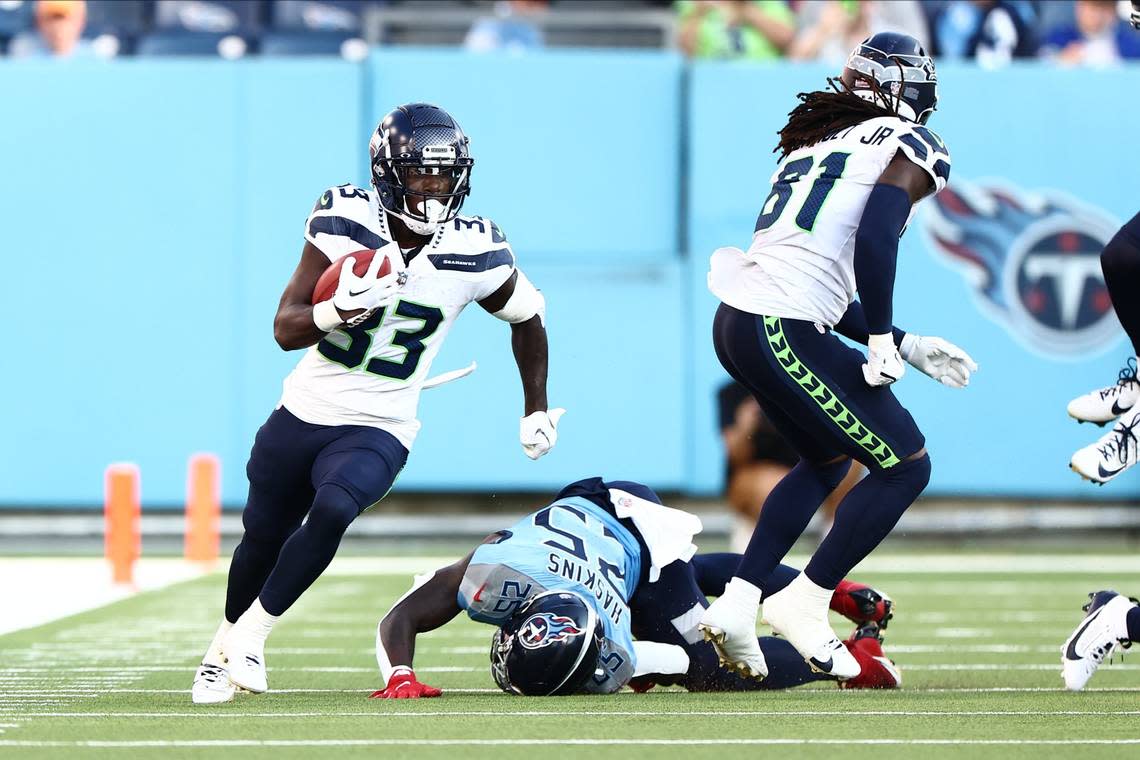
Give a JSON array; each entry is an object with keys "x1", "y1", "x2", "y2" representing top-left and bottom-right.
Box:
[
  {"x1": 708, "y1": 116, "x2": 950, "y2": 327},
  {"x1": 279, "y1": 184, "x2": 517, "y2": 449}
]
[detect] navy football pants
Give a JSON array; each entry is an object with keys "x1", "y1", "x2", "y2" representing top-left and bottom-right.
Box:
[
  {"x1": 225, "y1": 407, "x2": 408, "y2": 620},
  {"x1": 712, "y1": 304, "x2": 930, "y2": 590}
]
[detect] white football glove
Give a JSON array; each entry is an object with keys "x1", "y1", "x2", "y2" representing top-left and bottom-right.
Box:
[
  {"x1": 332, "y1": 252, "x2": 400, "y2": 316},
  {"x1": 862, "y1": 333, "x2": 906, "y2": 387},
  {"x1": 520, "y1": 408, "x2": 566, "y2": 460},
  {"x1": 899, "y1": 333, "x2": 979, "y2": 389}
]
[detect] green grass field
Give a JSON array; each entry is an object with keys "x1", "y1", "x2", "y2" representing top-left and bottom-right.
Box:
[{"x1": 3, "y1": 552, "x2": 1140, "y2": 759}]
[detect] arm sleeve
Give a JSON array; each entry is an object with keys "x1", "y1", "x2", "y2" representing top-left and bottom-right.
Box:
[
  {"x1": 853, "y1": 183, "x2": 912, "y2": 335},
  {"x1": 833, "y1": 300, "x2": 907, "y2": 347}
]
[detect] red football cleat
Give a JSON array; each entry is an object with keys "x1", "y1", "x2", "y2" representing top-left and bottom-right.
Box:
[
  {"x1": 840, "y1": 623, "x2": 901, "y2": 689},
  {"x1": 831, "y1": 579, "x2": 893, "y2": 628},
  {"x1": 628, "y1": 675, "x2": 657, "y2": 693}
]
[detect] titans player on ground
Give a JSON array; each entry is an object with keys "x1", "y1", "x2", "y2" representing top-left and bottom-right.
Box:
[
  {"x1": 699, "y1": 33, "x2": 978, "y2": 682},
  {"x1": 373, "y1": 477, "x2": 899, "y2": 698},
  {"x1": 191, "y1": 103, "x2": 562, "y2": 704}
]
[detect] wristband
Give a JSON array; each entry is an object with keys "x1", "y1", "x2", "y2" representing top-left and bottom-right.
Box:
[{"x1": 312, "y1": 300, "x2": 342, "y2": 332}]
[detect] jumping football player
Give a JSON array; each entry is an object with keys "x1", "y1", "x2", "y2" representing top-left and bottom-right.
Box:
[
  {"x1": 1061, "y1": 590, "x2": 1140, "y2": 690},
  {"x1": 191, "y1": 103, "x2": 561, "y2": 704},
  {"x1": 699, "y1": 33, "x2": 977, "y2": 682},
  {"x1": 1066, "y1": 211, "x2": 1140, "y2": 484},
  {"x1": 372, "y1": 477, "x2": 899, "y2": 698}
]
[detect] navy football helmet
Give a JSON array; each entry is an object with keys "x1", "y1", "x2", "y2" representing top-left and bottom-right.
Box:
[
  {"x1": 841, "y1": 32, "x2": 938, "y2": 125},
  {"x1": 490, "y1": 590, "x2": 603, "y2": 696},
  {"x1": 369, "y1": 103, "x2": 474, "y2": 235}
]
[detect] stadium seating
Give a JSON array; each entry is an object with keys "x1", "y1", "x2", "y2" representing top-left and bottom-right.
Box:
[
  {"x1": 153, "y1": 0, "x2": 263, "y2": 33},
  {"x1": 135, "y1": 30, "x2": 251, "y2": 57},
  {"x1": 0, "y1": 1, "x2": 32, "y2": 37},
  {"x1": 260, "y1": 30, "x2": 364, "y2": 58},
  {"x1": 271, "y1": 0, "x2": 369, "y2": 32}
]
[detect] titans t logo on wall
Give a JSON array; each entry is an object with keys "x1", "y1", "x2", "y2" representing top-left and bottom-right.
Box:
[{"x1": 924, "y1": 179, "x2": 1121, "y2": 358}]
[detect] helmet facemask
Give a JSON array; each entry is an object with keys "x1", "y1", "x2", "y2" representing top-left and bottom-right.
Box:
[{"x1": 372, "y1": 150, "x2": 473, "y2": 236}]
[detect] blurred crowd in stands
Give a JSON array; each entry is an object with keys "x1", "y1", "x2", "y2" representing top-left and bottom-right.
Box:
[{"x1": 1, "y1": 0, "x2": 1137, "y2": 64}]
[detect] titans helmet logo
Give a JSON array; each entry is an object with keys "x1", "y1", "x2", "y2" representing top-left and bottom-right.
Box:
[
  {"x1": 923, "y1": 179, "x2": 1120, "y2": 358},
  {"x1": 518, "y1": 613, "x2": 584, "y2": 650}
]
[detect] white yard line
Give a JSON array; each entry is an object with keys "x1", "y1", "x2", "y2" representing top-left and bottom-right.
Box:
[
  {"x1": 3, "y1": 710, "x2": 1140, "y2": 719},
  {"x1": 3, "y1": 739, "x2": 1140, "y2": 747},
  {"x1": 2, "y1": 664, "x2": 1135, "y2": 674},
  {"x1": 319, "y1": 554, "x2": 1140, "y2": 576}
]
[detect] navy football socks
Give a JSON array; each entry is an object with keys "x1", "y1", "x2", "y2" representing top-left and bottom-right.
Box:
[
  {"x1": 805, "y1": 453, "x2": 931, "y2": 589},
  {"x1": 734, "y1": 458, "x2": 851, "y2": 594}
]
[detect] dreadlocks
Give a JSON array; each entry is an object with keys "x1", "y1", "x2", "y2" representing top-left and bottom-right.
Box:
[{"x1": 775, "y1": 77, "x2": 896, "y2": 160}]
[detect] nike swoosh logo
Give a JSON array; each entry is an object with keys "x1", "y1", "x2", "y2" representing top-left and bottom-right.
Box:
[
  {"x1": 1111, "y1": 400, "x2": 1134, "y2": 416},
  {"x1": 1064, "y1": 611, "x2": 1101, "y2": 660},
  {"x1": 1097, "y1": 462, "x2": 1129, "y2": 480},
  {"x1": 809, "y1": 656, "x2": 834, "y2": 673},
  {"x1": 473, "y1": 584, "x2": 486, "y2": 603},
  {"x1": 348, "y1": 287, "x2": 371, "y2": 296}
]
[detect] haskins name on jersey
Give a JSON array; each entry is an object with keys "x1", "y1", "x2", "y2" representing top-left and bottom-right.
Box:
[
  {"x1": 281, "y1": 184, "x2": 518, "y2": 448},
  {"x1": 709, "y1": 116, "x2": 950, "y2": 327}
]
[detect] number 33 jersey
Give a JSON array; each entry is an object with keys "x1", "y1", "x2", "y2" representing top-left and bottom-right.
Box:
[
  {"x1": 708, "y1": 116, "x2": 950, "y2": 327},
  {"x1": 280, "y1": 184, "x2": 517, "y2": 449}
]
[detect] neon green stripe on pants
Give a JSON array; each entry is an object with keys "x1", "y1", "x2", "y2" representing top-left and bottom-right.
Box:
[{"x1": 762, "y1": 316, "x2": 900, "y2": 468}]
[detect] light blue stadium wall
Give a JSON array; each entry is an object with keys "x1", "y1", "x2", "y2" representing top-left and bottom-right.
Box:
[{"x1": 0, "y1": 54, "x2": 1135, "y2": 506}]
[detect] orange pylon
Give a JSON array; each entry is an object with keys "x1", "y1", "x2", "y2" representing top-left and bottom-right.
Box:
[
  {"x1": 185, "y1": 453, "x2": 220, "y2": 564},
  {"x1": 104, "y1": 463, "x2": 140, "y2": 585}
]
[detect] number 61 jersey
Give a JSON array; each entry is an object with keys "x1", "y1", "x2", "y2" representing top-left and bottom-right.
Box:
[
  {"x1": 280, "y1": 184, "x2": 517, "y2": 450},
  {"x1": 708, "y1": 115, "x2": 950, "y2": 328}
]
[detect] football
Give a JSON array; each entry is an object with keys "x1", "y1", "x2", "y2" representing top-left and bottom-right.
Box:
[{"x1": 311, "y1": 249, "x2": 392, "y2": 305}]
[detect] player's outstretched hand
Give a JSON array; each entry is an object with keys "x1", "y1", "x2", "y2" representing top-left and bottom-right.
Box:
[
  {"x1": 369, "y1": 668, "x2": 442, "y2": 699},
  {"x1": 862, "y1": 334, "x2": 906, "y2": 387},
  {"x1": 900, "y1": 334, "x2": 978, "y2": 389},
  {"x1": 332, "y1": 252, "x2": 400, "y2": 317},
  {"x1": 520, "y1": 408, "x2": 566, "y2": 460}
]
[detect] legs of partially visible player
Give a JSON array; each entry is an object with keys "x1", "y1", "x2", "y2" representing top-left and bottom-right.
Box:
[
  {"x1": 1069, "y1": 213, "x2": 1140, "y2": 483},
  {"x1": 1061, "y1": 590, "x2": 1140, "y2": 690},
  {"x1": 701, "y1": 306, "x2": 925, "y2": 679},
  {"x1": 690, "y1": 553, "x2": 893, "y2": 628},
  {"x1": 630, "y1": 559, "x2": 899, "y2": 691}
]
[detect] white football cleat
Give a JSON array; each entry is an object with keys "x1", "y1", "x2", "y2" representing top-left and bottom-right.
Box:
[
  {"x1": 192, "y1": 662, "x2": 236, "y2": 704},
  {"x1": 1067, "y1": 358, "x2": 1139, "y2": 425},
  {"x1": 697, "y1": 578, "x2": 768, "y2": 680},
  {"x1": 762, "y1": 573, "x2": 861, "y2": 680},
  {"x1": 1061, "y1": 591, "x2": 1137, "y2": 691},
  {"x1": 222, "y1": 630, "x2": 268, "y2": 694},
  {"x1": 1070, "y1": 408, "x2": 1140, "y2": 484}
]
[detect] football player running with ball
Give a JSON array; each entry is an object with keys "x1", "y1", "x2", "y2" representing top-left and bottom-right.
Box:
[
  {"x1": 191, "y1": 103, "x2": 561, "y2": 704},
  {"x1": 699, "y1": 33, "x2": 977, "y2": 682}
]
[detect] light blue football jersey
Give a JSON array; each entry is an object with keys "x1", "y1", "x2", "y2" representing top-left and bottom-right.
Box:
[{"x1": 457, "y1": 495, "x2": 643, "y2": 693}]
